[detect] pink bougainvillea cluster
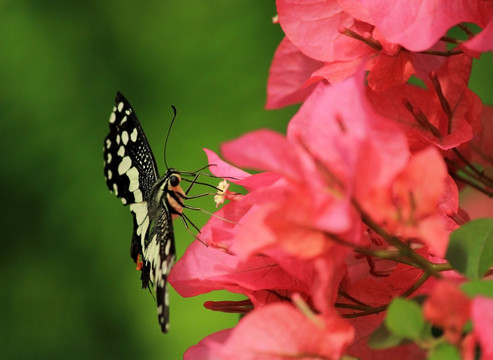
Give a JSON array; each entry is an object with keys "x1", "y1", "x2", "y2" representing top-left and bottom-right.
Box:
[{"x1": 169, "y1": 1, "x2": 493, "y2": 359}]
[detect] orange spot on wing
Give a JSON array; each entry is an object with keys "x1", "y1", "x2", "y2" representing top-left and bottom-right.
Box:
[{"x1": 136, "y1": 254, "x2": 143, "y2": 271}]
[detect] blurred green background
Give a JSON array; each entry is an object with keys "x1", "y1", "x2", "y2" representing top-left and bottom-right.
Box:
[{"x1": 1, "y1": 2, "x2": 492, "y2": 359}]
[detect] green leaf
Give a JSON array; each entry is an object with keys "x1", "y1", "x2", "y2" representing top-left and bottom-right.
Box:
[
  {"x1": 427, "y1": 342, "x2": 461, "y2": 360},
  {"x1": 368, "y1": 320, "x2": 405, "y2": 349},
  {"x1": 461, "y1": 279, "x2": 493, "y2": 298},
  {"x1": 446, "y1": 218, "x2": 493, "y2": 280},
  {"x1": 385, "y1": 298, "x2": 425, "y2": 340}
]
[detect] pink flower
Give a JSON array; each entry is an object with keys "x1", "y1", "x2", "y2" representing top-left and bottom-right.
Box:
[
  {"x1": 184, "y1": 302, "x2": 354, "y2": 360},
  {"x1": 340, "y1": 249, "x2": 438, "y2": 358},
  {"x1": 286, "y1": 74, "x2": 409, "y2": 198},
  {"x1": 367, "y1": 53, "x2": 482, "y2": 152},
  {"x1": 218, "y1": 128, "x2": 359, "y2": 260},
  {"x1": 471, "y1": 296, "x2": 493, "y2": 359},
  {"x1": 223, "y1": 72, "x2": 453, "y2": 262},
  {"x1": 276, "y1": 0, "x2": 374, "y2": 63},
  {"x1": 171, "y1": 149, "x2": 346, "y2": 309},
  {"x1": 266, "y1": 0, "x2": 381, "y2": 108},
  {"x1": 171, "y1": 145, "x2": 354, "y2": 315},
  {"x1": 267, "y1": 0, "x2": 493, "y2": 108},
  {"x1": 423, "y1": 280, "x2": 471, "y2": 344},
  {"x1": 176, "y1": 70, "x2": 458, "y2": 304},
  {"x1": 266, "y1": 37, "x2": 325, "y2": 109},
  {"x1": 361, "y1": 0, "x2": 493, "y2": 52},
  {"x1": 359, "y1": 147, "x2": 456, "y2": 257},
  {"x1": 169, "y1": 236, "x2": 316, "y2": 307},
  {"x1": 285, "y1": 72, "x2": 455, "y2": 255}
]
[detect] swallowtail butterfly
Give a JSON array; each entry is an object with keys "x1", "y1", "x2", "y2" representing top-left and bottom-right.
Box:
[{"x1": 103, "y1": 92, "x2": 187, "y2": 333}]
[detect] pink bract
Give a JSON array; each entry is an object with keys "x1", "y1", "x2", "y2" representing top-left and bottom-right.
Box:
[
  {"x1": 361, "y1": 0, "x2": 493, "y2": 51},
  {"x1": 471, "y1": 296, "x2": 493, "y2": 359},
  {"x1": 276, "y1": 0, "x2": 374, "y2": 62},
  {"x1": 185, "y1": 303, "x2": 354, "y2": 360},
  {"x1": 423, "y1": 280, "x2": 471, "y2": 344},
  {"x1": 266, "y1": 37, "x2": 324, "y2": 109}
]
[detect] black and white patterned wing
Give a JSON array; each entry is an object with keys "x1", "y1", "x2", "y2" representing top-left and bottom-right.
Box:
[
  {"x1": 144, "y1": 204, "x2": 177, "y2": 333},
  {"x1": 104, "y1": 92, "x2": 178, "y2": 333},
  {"x1": 104, "y1": 92, "x2": 159, "y2": 205},
  {"x1": 103, "y1": 92, "x2": 158, "y2": 265}
]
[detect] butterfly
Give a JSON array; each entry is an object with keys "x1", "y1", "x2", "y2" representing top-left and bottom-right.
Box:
[{"x1": 103, "y1": 92, "x2": 187, "y2": 333}]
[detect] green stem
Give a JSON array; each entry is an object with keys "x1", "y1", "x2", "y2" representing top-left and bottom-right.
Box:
[
  {"x1": 432, "y1": 262, "x2": 453, "y2": 272},
  {"x1": 450, "y1": 171, "x2": 493, "y2": 197},
  {"x1": 439, "y1": 36, "x2": 464, "y2": 45},
  {"x1": 401, "y1": 271, "x2": 431, "y2": 298},
  {"x1": 458, "y1": 23, "x2": 475, "y2": 38},
  {"x1": 419, "y1": 49, "x2": 462, "y2": 56},
  {"x1": 453, "y1": 148, "x2": 493, "y2": 188}
]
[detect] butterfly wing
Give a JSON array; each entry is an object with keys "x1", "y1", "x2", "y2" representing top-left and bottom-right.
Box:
[
  {"x1": 104, "y1": 92, "x2": 159, "y2": 264},
  {"x1": 144, "y1": 200, "x2": 177, "y2": 333},
  {"x1": 104, "y1": 92, "x2": 159, "y2": 205}
]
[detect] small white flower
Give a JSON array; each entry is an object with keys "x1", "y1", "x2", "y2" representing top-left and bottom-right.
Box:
[{"x1": 214, "y1": 180, "x2": 230, "y2": 207}]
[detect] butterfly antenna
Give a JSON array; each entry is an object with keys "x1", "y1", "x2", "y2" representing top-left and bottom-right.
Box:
[{"x1": 163, "y1": 105, "x2": 177, "y2": 170}]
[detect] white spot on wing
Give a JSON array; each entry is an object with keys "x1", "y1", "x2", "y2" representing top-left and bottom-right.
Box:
[
  {"x1": 118, "y1": 156, "x2": 132, "y2": 175},
  {"x1": 133, "y1": 189, "x2": 143, "y2": 203},
  {"x1": 113, "y1": 183, "x2": 119, "y2": 195},
  {"x1": 117, "y1": 146, "x2": 125, "y2": 157},
  {"x1": 121, "y1": 131, "x2": 129, "y2": 145},
  {"x1": 121, "y1": 197, "x2": 127, "y2": 205},
  {"x1": 126, "y1": 167, "x2": 139, "y2": 191},
  {"x1": 144, "y1": 235, "x2": 159, "y2": 266},
  {"x1": 116, "y1": 134, "x2": 121, "y2": 144},
  {"x1": 109, "y1": 112, "x2": 116, "y2": 124},
  {"x1": 106, "y1": 139, "x2": 112, "y2": 149},
  {"x1": 165, "y1": 239, "x2": 171, "y2": 256},
  {"x1": 121, "y1": 116, "x2": 127, "y2": 124},
  {"x1": 130, "y1": 128, "x2": 138, "y2": 142},
  {"x1": 107, "y1": 153, "x2": 112, "y2": 164},
  {"x1": 130, "y1": 202, "x2": 150, "y2": 251},
  {"x1": 117, "y1": 102, "x2": 124, "y2": 112},
  {"x1": 107, "y1": 170, "x2": 112, "y2": 180},
  {"x1": 130, "y1": 202, "x2": 147, "y2": 224}
]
